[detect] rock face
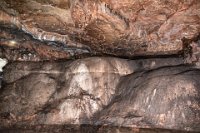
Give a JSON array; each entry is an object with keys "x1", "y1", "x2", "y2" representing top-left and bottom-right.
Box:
[
  {"x1": 97, "y1": 65, "x2": 200, "y2": 131},
  {"x1": 0, "y1": 57, "x2": 200, "y2": 132},
  {"x1": 0, "y1": 0, "x2": 200, "y2": 132},
  {"x1": 0, "y1": 0, "x2": 200, "y2": 60}
]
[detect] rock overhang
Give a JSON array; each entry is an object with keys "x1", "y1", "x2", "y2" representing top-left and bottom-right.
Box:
[{"x1": 0, "y1": 0, "x2": 199, "y2": 61}]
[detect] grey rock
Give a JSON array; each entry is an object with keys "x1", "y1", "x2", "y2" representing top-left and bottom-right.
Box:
[{"x1": 0, "y1": 57, "x2": 199, "y2": 132}]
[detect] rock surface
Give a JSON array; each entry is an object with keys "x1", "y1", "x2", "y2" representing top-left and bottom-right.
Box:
[
  {"x1": 0, "y1": 57, "x2": 199, "y2": 132},
  {"x1": 0, "y1": 0, "x2": 200, "y2": 132},
  {"x1": 0, "y1": 0, "x2": 199, "y2": 60}
]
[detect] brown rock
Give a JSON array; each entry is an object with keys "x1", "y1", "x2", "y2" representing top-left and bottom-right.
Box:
[{"x1": 0, "y1": 0, "x2": 199, "y2": 60}]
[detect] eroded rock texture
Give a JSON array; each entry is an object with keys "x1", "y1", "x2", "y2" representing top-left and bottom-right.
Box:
[
  {"x1": 0, "y1": 57, "x2": 199, "y2": 132},
  {"x1": 0, "y1": 0, "x2": 200, "y2": 132},
  {"x1": 0, "y1": 0, "x2": 199, "y2": 60}
]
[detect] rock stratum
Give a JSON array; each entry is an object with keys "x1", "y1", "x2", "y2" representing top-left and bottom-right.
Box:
[
  {"x1": 0, "y1": 57, "x2": 200, "y2": 132},
  {"x1": 0, "y1": 0, "x2": 199, "y2": 61},
  {"x1": 0, "y1": 0, "x2": 200, "y2": 133}
]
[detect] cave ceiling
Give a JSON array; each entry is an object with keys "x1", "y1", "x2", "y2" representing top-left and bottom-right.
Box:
[{"x1": 0, "y1": 0, "x2": 199, "y2": 61}]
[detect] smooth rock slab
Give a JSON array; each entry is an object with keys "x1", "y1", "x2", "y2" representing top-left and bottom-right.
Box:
[{"x1": 0, "y1": 57, "x2": 199, "y2": 132}]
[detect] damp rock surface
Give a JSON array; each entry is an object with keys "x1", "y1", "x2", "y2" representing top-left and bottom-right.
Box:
[{"x1": 0, "y1": 57, "x2": 199, "y2": 132}]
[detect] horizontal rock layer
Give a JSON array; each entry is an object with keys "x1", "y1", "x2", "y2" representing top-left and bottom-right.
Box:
[
  {"x1": 0, "y1": 0, "x2": 199, "y2": 60},
  {"x1": 0, "y1": 57, "x2": 199, "y2": 132}
]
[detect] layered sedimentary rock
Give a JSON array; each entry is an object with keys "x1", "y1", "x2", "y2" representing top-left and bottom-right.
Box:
[
  {"x1": 0, "y1": 57, "x2": 199, "y2": 132},
  {"x1": 0, "y1": 0, "x2": 199, "y2": 60}
]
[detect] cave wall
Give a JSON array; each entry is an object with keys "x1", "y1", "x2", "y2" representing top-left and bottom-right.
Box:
[
  {"x1": 0, "y1": 57, "x2": 200, "y2": 132},
  {"x1": 0, "y1": 0, "x2": 200, "y2": 132}
]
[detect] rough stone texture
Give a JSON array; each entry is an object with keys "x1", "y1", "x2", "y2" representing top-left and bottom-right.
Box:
[
  {"x1": 97, "y1": 66, "x2": 200, "y2": 131},
  {"x1": 0, "y1": 57, "x2": 199, "y2": 132},
  {"x1": 0, "y1": 0, "x2": 199, "y2": 60},
  {"x1": 0, "y1": 0, "x2": 200, "y2": 132},
  {"x1": 0, "y1": 125, "x2": 196, "y2": 133}
]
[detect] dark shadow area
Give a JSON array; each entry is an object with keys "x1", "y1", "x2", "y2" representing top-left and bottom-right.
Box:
[{"x1": 0, "y1": 124, "x2": 199, "y2": 133}]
